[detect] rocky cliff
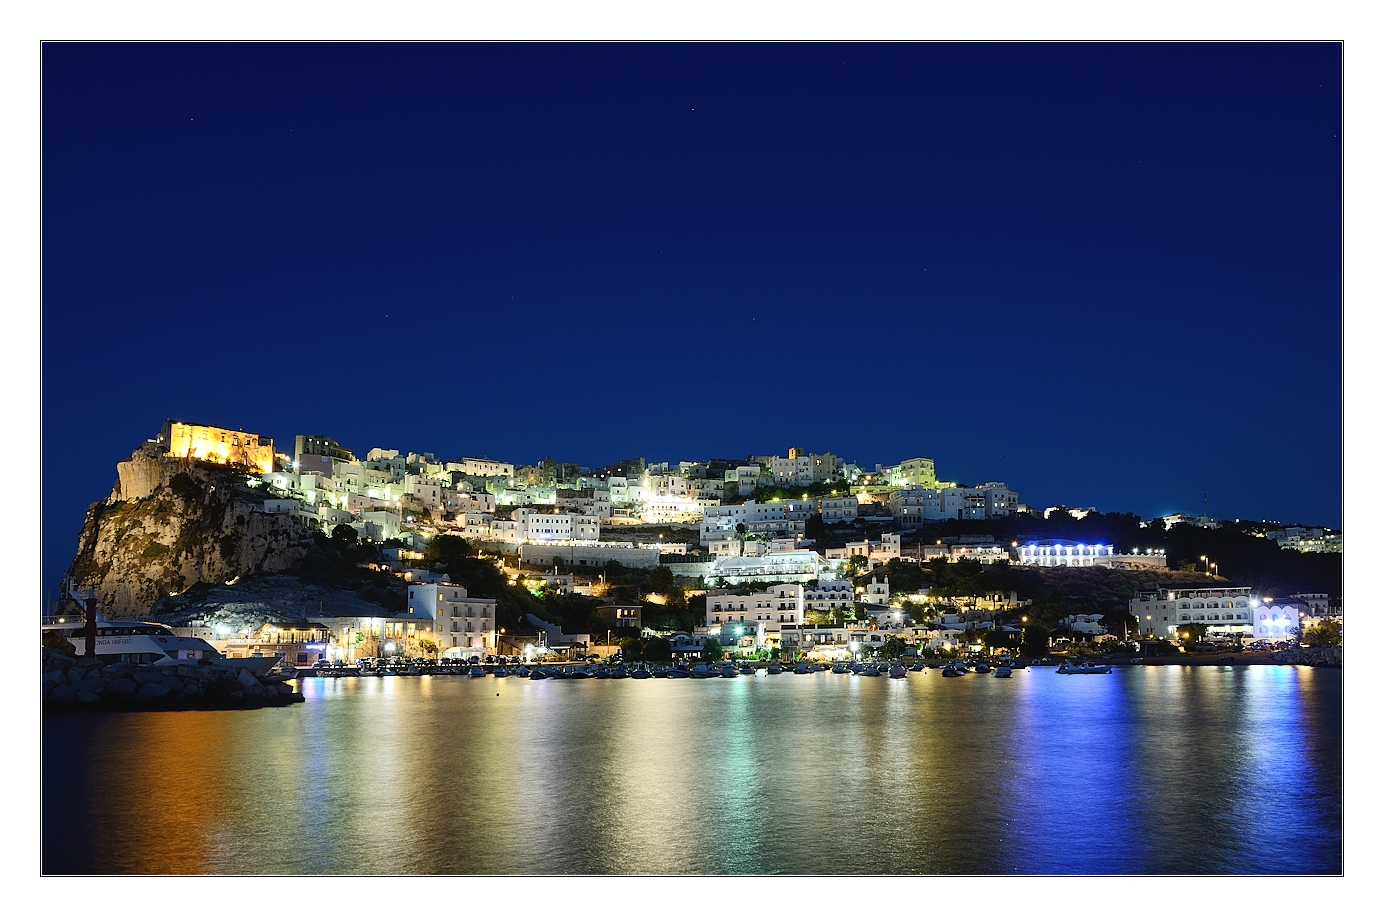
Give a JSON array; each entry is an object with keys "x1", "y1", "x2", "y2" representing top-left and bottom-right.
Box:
[{"x1": 66, "y1": 445, "x2": 312, "y2": 617}]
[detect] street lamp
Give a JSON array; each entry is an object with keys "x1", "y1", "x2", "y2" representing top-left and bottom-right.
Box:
[{"x1": 1200, "y1": 555, "x2": 1208, "y2": 573}]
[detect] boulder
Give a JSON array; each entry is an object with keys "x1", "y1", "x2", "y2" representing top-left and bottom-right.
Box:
[
  {"x1": 76, "y1": 676, "x2": 111, "y2": 695},
  {"x1": 48, "y1": 684, "x2": 78, "y2": 705},
  {"x1": 132, "y1": 669, "x2": 166, "y2": 686},
  {"x1": 137, "y1": 682, "x2": 171, "y2": 699},
  {"x1": 75, "y1": 690, "x2": 101, "y2": 705},
  {"x1": 105, "y1": 678, "x2": 137, "y2": 696},
  {"x1": 235, "y1": 668, "x2": 260, "y2": 689},
  {"x1": 42, "y1": 670, "x2": 64, "y2": 688}
]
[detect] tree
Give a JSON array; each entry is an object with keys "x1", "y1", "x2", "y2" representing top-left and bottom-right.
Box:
[
  {"x1": 700, "y1": 635, "x2": 724, "y2": 663},
  {"x1": 646, "y1": 565, "x2": 675, "y2": 595},
  {"x1": 881, "y1": 636, "x2": 908, "y2": 659},
  {"x1": 1301, "y1": 620, "x2": 1342, "y2": 647},
  {"x1": 331, "y1": 523, "x2": 358, "y2": 544},
  {"x1": 425, "y1": 534, "x2": 474, "y2": 569},
  {"x1": 1177, "y1": 623, "x2": 1208, "y2": 644}
]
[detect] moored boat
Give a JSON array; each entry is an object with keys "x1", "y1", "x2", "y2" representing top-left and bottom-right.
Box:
[
  {"x1": 889, "y1": 664, "x2": 907, "y2": 678},
  {"x1": 1057, "y1": 661, "x2": 1112, "y2": 674}
]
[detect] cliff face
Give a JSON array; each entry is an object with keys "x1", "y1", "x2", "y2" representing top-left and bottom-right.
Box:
[{"x1": 66, "y1": 446, "x2": 312, "y2": 617}]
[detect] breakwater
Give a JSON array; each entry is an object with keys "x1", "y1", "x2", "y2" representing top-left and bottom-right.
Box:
[{"x1": 42, "y1": 648, "x2": 304, "y2": 710}]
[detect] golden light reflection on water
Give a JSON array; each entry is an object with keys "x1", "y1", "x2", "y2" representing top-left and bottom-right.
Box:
[{"x1": 44, "y1": 668, "x2": 1342, "y2": 875}]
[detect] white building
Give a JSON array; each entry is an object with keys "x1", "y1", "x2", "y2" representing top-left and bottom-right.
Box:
[
  {"x1": 405, "y1": 583, "x2": 498, "y2": 656},
  {"x1": 725, "y1": 465, "x2": 764, "y2": 497},
  {"x1": 1017, "y1": 542, "x2": 1167, "y2": 569},
  {"x1": 449, "y1": 458, "x2": 515, "y2": 479},
  {"x1": 404, "y1": 474, "x2": 444, "y2": 512},
  {"x1": 707, "y1": 550, "x2": 839, "y2": 585},
  {"x1": 804, "y1": 579, "x2": 855, "y2": 613},
  {"x1": 1129, "y1": 586, "x2": 1259, "y2": 640},
  {"x1": 889, "y1": 483, "x2": 1017, "y2": 524},
  {"x1": 512, "y1": 508, "x2": 601, "y2": 542},
  {"x1": 819, "y1": 495, "x2": 859, "y2": 524},
  {"x1": 705, "y1": 584, "x2": 805, "y2": 629},
  {"x1": 700, "y1": 501, "x2": 808, "y2": 546}
]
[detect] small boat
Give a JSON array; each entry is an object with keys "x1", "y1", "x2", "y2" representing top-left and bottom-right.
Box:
[
  {"x1": 793, "y1": 662, "x2": 813, "y2": 674},
  {"x1": 766, "y1": 664, "x2": 783, "y2": 675},
  {"x1": 529, "y1": 667, "x2": 549, "y2": 680},
  {"x1": 691, "y1": 665, "x2": 717, "y2": 679},
  {"x1": 468, "y1": 666, "x2": 486, "y2": 677},
  {"x1": 974, "y1": 663, "x2": 991, "y2": 674},
  {"x1": 667, "y1": 667, "x2": 691, "y2": 678},
  {"x1": 739, "y1": 665, "x2": 756, "y2": 676},
  {"x1": 494, "y1": 667, "x2": 511, "y2": 678},
  {"x1": 889, "y1": 665, "x2": 907, "y2": 678},
  {"x1": 994, "y1": 665, "x2": 1013, "y2": 678},
  {"x1": 832, "y1": 664, "x2": 850, "y2": 674},
  {"x1": 1057, "y1": 661, "x2": 1112, "y2": 674},
  {"x1": 908, "y1": 663, "x2": 924, "y2": 672},
  {"x1": 516, "y1": 665, "x2": 530, "y2": 677},
  {"x1": 719, "y1": 665, "x2": 738, "y2": 678},
  {"x1": 850, "y1": 664, "x2": 865, "y2": 675},
  {"x1": 941, "y1": 663, "x2": 966, "y2": 677},
  {"x1": 860, "y1": 665, "x2": 882, "y2": 677},
  {"x1": 631, "y1": 667, "x2": 652, "y2": 679}
]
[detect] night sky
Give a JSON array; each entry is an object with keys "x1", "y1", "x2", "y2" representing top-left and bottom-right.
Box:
[{"x1": 41, "y1": 43, "x2": 1343, "y2": 603}]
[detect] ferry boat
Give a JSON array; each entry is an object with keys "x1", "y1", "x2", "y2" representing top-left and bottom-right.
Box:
[{"x1": 42, "y1": 615, "x2": 225, "y2": 667}]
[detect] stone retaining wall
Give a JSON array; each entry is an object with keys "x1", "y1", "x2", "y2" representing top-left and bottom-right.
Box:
[{"x1": 42, "y1": 648, "x2": 305, "y2": 710}]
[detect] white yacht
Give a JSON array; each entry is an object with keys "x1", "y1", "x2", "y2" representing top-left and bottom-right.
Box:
[{"x1": 42, "y1": 615, "x2": 222, "y2": 667}]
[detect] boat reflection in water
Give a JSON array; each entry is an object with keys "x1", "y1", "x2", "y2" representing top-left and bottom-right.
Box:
[{"x1": 43, "y1": 665, "x2": 1342, "y2": 875}]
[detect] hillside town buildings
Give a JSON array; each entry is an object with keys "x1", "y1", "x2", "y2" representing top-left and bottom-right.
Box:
[{"x1": 144, "y1": 422, "x2": 1338, "y2": 662}]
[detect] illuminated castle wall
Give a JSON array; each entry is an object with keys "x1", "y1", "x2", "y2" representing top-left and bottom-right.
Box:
[{"x1": 159, "y1": 420, "x2": 274, "y2": 474}]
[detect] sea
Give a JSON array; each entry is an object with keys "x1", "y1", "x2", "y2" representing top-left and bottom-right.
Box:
[{"x1": 42, "y1": 664, "x2": 1342, "y2": 875}]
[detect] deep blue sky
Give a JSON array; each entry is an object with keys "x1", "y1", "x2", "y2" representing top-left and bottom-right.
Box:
[{"x1": 42, "y1": 43, "x2": 1342, "y2": 600}]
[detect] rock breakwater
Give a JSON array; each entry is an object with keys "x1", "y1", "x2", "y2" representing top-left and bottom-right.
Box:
[
  {"x1": 1268, "y1": 645, "x2": 1343, "y2": 667},
  {"x1": 42, "y1": 648, "x2": 305, "y2": 710}
]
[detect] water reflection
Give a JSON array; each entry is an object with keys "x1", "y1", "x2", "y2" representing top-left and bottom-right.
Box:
[{"x1": 44, "y1": 667, "x2": 1342, "y2": 875}]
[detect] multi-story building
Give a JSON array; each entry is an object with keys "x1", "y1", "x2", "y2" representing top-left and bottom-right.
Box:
[
  {"x1": 1017, "y1": 542, "x2": 1167, "y2": 569},
  {"x1": 700, "y1": 501, "x2": 808, "y2": 546},
  {"x1": 1129, "y1": 586, "x2": 1259, "y2": 640},
  {"x1": 705, "y1": 584, "x2": 805, "y2": 628},
  {"x1": 889, "y1": 483, "x2": 1018, "y2": 524},
  {"x1": 448, "y1": 457, "x2": 514, "y2": 479},
  {"x1": 707, "y1": 550, "x2": 837, "y2": 585},
  {"x1": 512, "y1": 508, "x2": 601, "y2": 542},
  {"x1": 725, "y1": 465, "x2": 764, "y2": 497},
  {"x1": 804, "y1": 579, "x2": 855, "y2": 613},
  {"x1": 406, "y1": 583, "x2": 498, "y2": 656},
  {"x1": 771, "y1": 453, "x2": 815, "y2": 486},
  {"x1": 819, "y1": 495, "x2": 859, "y2": 524},
  {"x1": 886, "y1": 456, "x2": 937, "y2": 489}
]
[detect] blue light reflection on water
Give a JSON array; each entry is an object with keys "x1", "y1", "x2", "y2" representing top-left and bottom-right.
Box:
[{"x1": 43, "y1": 666, "x2": 1341, "y2": 875}]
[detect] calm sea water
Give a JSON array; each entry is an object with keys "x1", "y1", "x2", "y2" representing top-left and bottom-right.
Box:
[{"x1": 43, "y1": 665, "x2": 1342, "y2": 875}]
